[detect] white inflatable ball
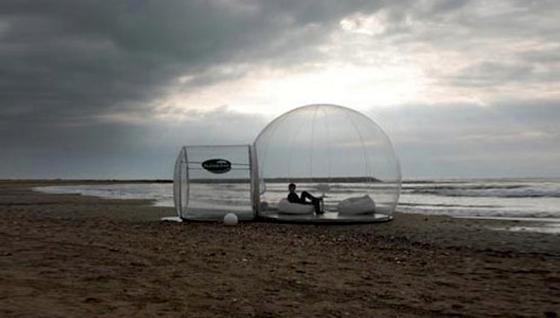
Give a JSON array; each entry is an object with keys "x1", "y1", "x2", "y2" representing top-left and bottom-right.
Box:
[{"x1": 223, "y1": 213, "x2": 238, "y2": 226}]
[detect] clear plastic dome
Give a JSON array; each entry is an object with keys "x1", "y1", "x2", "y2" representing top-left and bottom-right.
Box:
[{"x1": 253, "y1": 104, "x2": 401, "y2": 223}]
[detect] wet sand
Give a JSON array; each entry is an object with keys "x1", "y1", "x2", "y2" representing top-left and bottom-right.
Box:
[{"x1": 0, "y1": 180, "x2": 559, "y2": 317}]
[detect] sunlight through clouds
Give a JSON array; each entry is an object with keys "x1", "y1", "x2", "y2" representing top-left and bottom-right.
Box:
[
  {"x1": 155, "y1": 0, "x2": 560, "y2": 121},
  {"x1": 158, "y1": 60, "x2": 427, "y2": 119}
]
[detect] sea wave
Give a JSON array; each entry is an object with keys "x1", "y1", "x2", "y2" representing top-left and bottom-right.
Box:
[
  {"x1": 410, "y1": 189, "x2": 560, "y2": 198},
  {"x1": 397, "y1": 206, "x2": 560, "y2": 219},
  {"x1": 408, "y1": 184, "x2": 560, "y2": 198},
  {"x1": 33, "y1": 179, "x2": 560, "y2": 220}
]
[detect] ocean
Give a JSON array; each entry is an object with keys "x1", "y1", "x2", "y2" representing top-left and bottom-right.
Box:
[{"x1": 34, "y1": 178, "x2": 560, "y2": 233}]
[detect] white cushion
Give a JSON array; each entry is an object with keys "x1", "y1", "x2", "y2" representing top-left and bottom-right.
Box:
[
  {"x1": 277, "y1": 198, "x2": 315, "y2": 215},
  {"x1": 337, "y1": 195, "x2": 375, "y2": 215}
]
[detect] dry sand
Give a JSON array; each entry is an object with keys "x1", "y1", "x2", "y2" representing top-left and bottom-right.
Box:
[{"x1": 0, "y1": 180, "x2": 559, "y2": 317}]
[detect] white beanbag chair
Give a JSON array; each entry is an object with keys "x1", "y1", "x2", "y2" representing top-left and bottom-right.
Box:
[
  {"x1": 337, "y1": 195, "x2": 375, "y2": 215},
  {"x1": 277, "y1": 198, "x2": 315, "y2": 215}
]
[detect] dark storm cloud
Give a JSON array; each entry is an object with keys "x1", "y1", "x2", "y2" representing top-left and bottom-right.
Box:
[
  {"x1": 2, "y1": 0, "x2": 557, "y2": 122},
  {"x1": 2, "y1": 0, "x2": 555, "y2": 117},
  {"x1": 0, "y1": 0, "x2": 387, "y2": 123},
  {"x1": 0, "y1": 0, "x2": 392, "y2": 177}
]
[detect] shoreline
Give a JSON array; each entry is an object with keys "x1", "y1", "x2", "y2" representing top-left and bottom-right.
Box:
[
  {"x1": 31, "y1": 180, "x2": 560, "y2": 235},
  {"x1": 1, "y1": 180, "x2": 559, "y2": 317}
]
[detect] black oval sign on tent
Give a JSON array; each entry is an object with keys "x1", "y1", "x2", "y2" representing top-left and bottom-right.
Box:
[{"x1": 201, "y1": 159, "x2": 231, "y2": 174}]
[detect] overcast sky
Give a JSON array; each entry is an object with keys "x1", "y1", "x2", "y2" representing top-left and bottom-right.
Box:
[{"x1": 1, "y1": 0, "x2": 559, "y2": 179}]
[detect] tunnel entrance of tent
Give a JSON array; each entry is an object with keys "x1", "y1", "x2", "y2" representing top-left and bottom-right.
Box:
[{"x1": 173, "y1": 145, "x2": 256, "y2": 221}]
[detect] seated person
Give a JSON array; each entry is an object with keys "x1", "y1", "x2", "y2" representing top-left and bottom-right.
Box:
[{"x1": 287, "y1": 183, "x2": 323, "y2": 214}]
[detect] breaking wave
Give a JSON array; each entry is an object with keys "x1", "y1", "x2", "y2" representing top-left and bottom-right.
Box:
[{"x1": 408, "y1": 184, "x2": 560, "y2": 198}]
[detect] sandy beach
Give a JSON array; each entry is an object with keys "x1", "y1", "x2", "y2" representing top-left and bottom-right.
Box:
[{"x1": 0, "y1": 180, "x2": 559, "y2": 317}]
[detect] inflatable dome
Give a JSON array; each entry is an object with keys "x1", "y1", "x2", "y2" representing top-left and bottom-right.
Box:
[{"x1": 253, "y1": 104, "x2": 401, "y2": 223}]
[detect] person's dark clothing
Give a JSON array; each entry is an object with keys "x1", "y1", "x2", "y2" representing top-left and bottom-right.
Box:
[
  {"x1": 287, "y1": 192, "x2": 300, "y2": 203},
  {"x1": 287, "y1": 191, "x2": 322, "y2": 213}
]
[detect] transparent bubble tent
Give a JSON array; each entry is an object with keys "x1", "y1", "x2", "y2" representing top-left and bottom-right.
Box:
[{"x1": 174, "y1": 104, "x2": 401, "y2": 223}]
